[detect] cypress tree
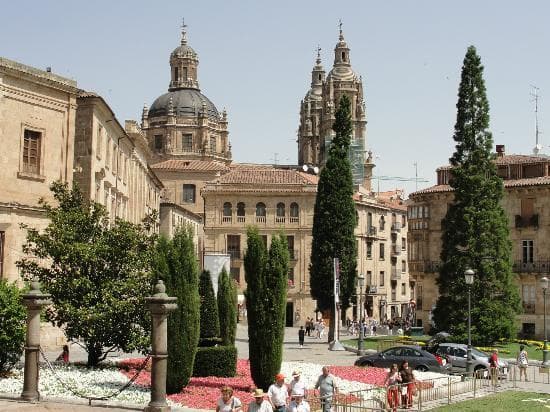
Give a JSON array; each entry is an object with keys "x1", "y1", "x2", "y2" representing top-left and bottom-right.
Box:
[
  {"x1": 152, "y1": 226, "x2": 200, "y2": 393},
  {"x1": 432, "y1": 46, "x2": 521, "y2": 345},
  {"x1": 310, "y1": 95, "x2": 358, "y2": 341},
  {"x1": 199, "y1": 270, "x2": 220, "y2": 345},
  {"x1": 217, "y1": 267, "x2": 238, "y2": 346},
  {"x1": 244, "y1": 227, "x2": 288, "y2": 390}
]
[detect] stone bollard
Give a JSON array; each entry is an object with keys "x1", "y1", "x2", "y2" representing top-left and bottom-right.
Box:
[
  {"x1": 144, "y1": 280, "x2": 177, "y2": 412},
  {"x1": 21, "y1": 279, "x2": 51, "y2": 402}
]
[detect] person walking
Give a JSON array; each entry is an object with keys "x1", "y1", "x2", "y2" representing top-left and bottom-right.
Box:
[
  {"x1": 248, "y1": 389, "x2": 273, "y2": 412},
  {"x1": 305, "y1": 317, "x2": 311, "y2": 337},
  {"x1": 314, "y1": 366, "x2": 337, "y2": 412},
  {"x1": 268, "y1": 373, "x2": 289, "y2": 412},
  {"x1": 289, "y1": 392, "x2": 310, "y2": 412},
  {"x1": 298, "y1": 326, "x2": 305, "y2": 348},
  {"x1": 516, "y1": 345, "x2": 529, "y2": 381},
  {"x1": 384, "y1": 364, "x2": 402, "y2": 412},
  {"x1": 289, "y1": 370, "x2": 306, "y2": 398},
  {"x1": 399, "y1": 361, "x2": 416, "y2": 409},
  {"x1": 489, "y1": 349, "x2": 499, "y2": 386}
]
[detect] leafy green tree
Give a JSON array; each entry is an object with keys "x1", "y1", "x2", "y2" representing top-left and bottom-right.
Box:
[
  {"x1": 217, "y1": 267, "x2": 237, "y2": 346},
  {"x1": 244, "y1": 227, "x2": 288, "y2": 390},
  {"x1": 198, "y1": 270, "x2": 220, "y2": 345},
  {"x1": 17, "y1": 182, "x2": 155, "y2": 367},
  {"x1": 432, "y1": 46, "x2": 521, "y2": 344},
  {"x1": 152, "y1": 226, "x2": 200, "y2": 393},
  {"x1": 0, "y1": 280, "x2": 26, "y2": 372},
  {"x1": 310, "y1": 95, "x2": 358, "y2": 341}
]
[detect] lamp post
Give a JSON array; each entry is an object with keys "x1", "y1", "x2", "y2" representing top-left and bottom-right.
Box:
[
  {"x1": 541, "y1": 276, "x2": 549, "y2": 367},
  {"x1": 357, "y1": 274, "x2": 365, "y2": 355},
  {"x1": 464, "y1": 268, "x2": 475, "y2": 375}
]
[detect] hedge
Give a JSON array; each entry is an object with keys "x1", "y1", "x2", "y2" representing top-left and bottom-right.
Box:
[{"x1": 193, "y1": 345, "x2": 237, "y2": 377}]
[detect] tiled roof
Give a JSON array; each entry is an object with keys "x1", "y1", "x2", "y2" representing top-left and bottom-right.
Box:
[
  {"x1": 151, "y1": 160, "x2": 230, "y2": 172},
  {"x1": 437, "y1": 154, "x2": 550, "y2": 171},
  {"x1": 214, "y1": 168, "x2": 319, "y2": 185},
  {"x1": 412, "y1": 176, "x2": 550, "y2": 196}
]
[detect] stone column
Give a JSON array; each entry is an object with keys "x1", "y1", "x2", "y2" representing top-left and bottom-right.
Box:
[
  {"x1": 144, "y1": 280, "x2": 177, "y2": 412},
  {"x1": 21, "y1": 279, "x2": 51, "y2": 402}
]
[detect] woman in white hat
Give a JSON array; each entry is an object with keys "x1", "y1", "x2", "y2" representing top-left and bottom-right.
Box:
[
  {"x1": 248, "y1": 388, "x2": 273, "y2": 412},
  {"x1": 288, "y1": 370, "x2": 306, "y2": 398}
]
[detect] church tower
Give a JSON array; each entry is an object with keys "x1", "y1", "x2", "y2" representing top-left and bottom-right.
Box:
[{"x1": 297, "y1": 24, "x2": 372, "y2": 189}]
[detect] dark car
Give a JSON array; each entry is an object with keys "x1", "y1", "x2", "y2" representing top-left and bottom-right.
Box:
[{"x1": 354, "y1": 345, "x2": 450, "y2": 373}]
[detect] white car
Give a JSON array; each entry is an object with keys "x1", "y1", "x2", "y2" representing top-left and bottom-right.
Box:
[{"x1": 432, "y1": 343, "x2": 508, "y2": 376}]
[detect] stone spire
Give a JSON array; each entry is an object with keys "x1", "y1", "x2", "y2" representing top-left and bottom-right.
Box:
[
  {"x1": 330, "y1": 20, "x2": 354, "y2": 81},
  {"x1": 169, "y1": 19, "x2": 200, "y2": 91},
  {"x1": 310, "y1": 46, "x2": 325, "y2": 96}
]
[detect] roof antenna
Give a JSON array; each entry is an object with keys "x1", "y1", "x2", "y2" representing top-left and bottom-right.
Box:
[{"x1": 531, "y1": 85, "x2": 542, "y2": 155}]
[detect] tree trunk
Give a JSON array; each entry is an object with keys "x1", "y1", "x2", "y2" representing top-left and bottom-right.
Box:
[{"x1": 87, "y1": 343, "x2": 102, "y2": 368}]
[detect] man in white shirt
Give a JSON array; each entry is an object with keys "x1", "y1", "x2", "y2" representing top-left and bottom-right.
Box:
[
  {"x1": 248, "y1": 388, "x2": 273, "y2": 412},
  {"x1": 268, "y1": 373, "x2": 288, "y2": 411},
  {"x1": 288, "y1": 370, "x2": 306, "y2": 398}
]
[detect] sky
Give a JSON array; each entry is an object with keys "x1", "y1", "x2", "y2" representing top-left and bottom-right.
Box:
[{"x1": 2, "y1": 1, "x2": 549, "y2": 196}]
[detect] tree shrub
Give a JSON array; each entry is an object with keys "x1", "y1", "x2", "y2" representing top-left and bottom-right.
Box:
[
  {"x1": 199, "y1": 270, "x2": 220, "y2": 345},
  {"x1": 193, "y1": 345, "x2": 237, "y2": 377},
  {"x1": 0, "y1": 280, "x2": 26, "y2": 373},
  {"x1": 217, "y1": 267, "x2": 237, "y2": 346}
]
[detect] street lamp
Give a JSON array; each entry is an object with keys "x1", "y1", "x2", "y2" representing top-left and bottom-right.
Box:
[
  {"x1": 357, "y1": 274, "x2": 365, "y2": 355},
  {"x1": 541, "y1": 276, "x2": 549, "y2": 366},
  {"x1": 464, "y1": 268, "x2": 475, "y2": 375}
]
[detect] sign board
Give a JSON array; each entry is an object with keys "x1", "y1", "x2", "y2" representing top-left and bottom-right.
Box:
[{"x1": 204, "y1": 253, "x2": 231, "y2": 295}]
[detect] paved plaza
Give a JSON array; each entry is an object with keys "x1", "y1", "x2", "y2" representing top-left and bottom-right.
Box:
[{"x1": 2, "y1": 323, "x2": 550, "y2": 411}]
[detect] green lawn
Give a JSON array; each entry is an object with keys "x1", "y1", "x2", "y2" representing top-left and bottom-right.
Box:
[
  {"x1": 341, "y1": 335, "x2": 432, "y2": 352},
  {"x1": 431, "y1": 391, "x2": 550, "y2": 411},
  {"x1": 488, "y1": 342, "x2": 543, "y2": 361}
]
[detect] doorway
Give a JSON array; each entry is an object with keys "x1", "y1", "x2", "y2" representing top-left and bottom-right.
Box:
[{"x1": 286, "y1": 302, "x2": 294, "y2": 327}]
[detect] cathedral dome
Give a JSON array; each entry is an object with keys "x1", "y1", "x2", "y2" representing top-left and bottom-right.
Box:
[
  {"x1": 148, "y1": 89, "x2": 219, "y2": 119},
  {"x1": 170, "y1": 44, "x2": 197, "y2": 59}
]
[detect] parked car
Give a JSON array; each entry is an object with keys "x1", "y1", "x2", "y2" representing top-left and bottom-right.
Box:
[
  {"x1": 354, "y1": 345, "x2": 451, "y2": 373},
  {"x1": 429, "y1": 343, "x2": 508, "y2": 375}
]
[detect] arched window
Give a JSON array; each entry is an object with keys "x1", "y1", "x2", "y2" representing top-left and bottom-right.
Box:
[
  {"x1": 276, "y1": 202, "x2": 285, "y2": 223},
  {"x1": 237, "y1": 202, "x2": 246, "y2": 223},
  {"x1": 222, "y1": 202, "x2": 232, "y2": 223},
  {"x1": 256, "y1": 202, "x2": 266, "y2": 223},
  {"x1": 290, "y1": 202, "x2": 299, "y2": 223}
]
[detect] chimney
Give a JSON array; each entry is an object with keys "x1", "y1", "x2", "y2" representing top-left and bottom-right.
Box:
[{"x1": 496, "y1": 144, "x2": 505, "y2": 158}]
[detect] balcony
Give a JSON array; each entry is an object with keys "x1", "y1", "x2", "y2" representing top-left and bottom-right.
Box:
[
  {"x1": 365, "y1": 226, "x2": 377, "y2": 237},
  {"x1": 237, "y1": 215, "x2": 246, "y2": 223},
  {"x1": 255, "y1": 215, "x2": 266, "y2": 223},
  {"x1": 289, "y1": 216, "x2": 299, "y2": 223},
  {"x1": 391, "y1": 245, "x2": 401, "y2": 256},
  {"x1": 366, "y1": 286, "x2": 378, "y2": 295},
  {"x1": 391, "y1": 222, "x2": 402, "y2": 232},
  {"x1": 522, "y1": 302, "x2": 536, "y2": 314},
  {"x1": 227, "y1": 249, "x2": 241, "y2": 260},
  {"x1": 391, "y1": 267, "x2": 400, "y2": 280},
  {"x1": 275, "y1": 216, "x2": 286, "y2": 223},
  {"x1": 515, "y1": 214, "x2": 539, "y2": 228},
  {"x1": 222, "y1": 216, "x2": 232, "y2": 223},
  {"x1": 513, "y1": 261, "x2": 550, "y2": 273}
]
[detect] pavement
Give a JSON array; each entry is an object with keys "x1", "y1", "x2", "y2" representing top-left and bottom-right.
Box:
[{"x1": 3, "y1": 324, "x2": 550, "y2": 411}]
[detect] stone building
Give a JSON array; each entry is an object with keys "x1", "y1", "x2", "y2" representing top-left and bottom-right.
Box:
[
  {"x1": 355, "y1": 189, "x2": 411, "y2": 322},
  {"x1": 202, "y1": 166, "x2": 318, "y2": 325},
  {"x1": 74, "y1": 93, "x2": 163, "y2": 228},
  {"x1": 408, "y1": 147, "x2": 550, "y2": 338},
  {"x1": 159, "y1": 201, "x2": 202, "y2": 254},
  {"x1": 0, "y1": 57, "x2": 79, "y2": 283},
  {"x1": 297, "y1": 26, "x2": 374, "y2": 188},
  {"x1": 142, "y1": 23, "x2": 231, "y2": 218}
]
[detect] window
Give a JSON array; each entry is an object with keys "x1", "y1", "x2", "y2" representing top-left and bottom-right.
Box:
[
  {"x1": 182, "y1": 184, "x2": 196, "y2": 203},
  {"x1": 367, "y1": 271, "x2": 372, "y2": 286},
  {"x1": 223, "y1": 202, "x2": 232, "y2": 223},
  {"x1": 237, "y1": 202, "x2": 245, "y2": 222},
  {"x1": 367, "y1": 212, "x2": 373, "y2": 230},
  {"x1": 379, "y1": 216, "x2": 385, "y2": 231},
  {"x1": 154, "y1": 135, "x2": 163, "y2": 150},
  {"x1": 276, "y1": 203, "x2": 285, "y2": 223},
  {"x1": 401, "y1": 215, "x2": 406, "y2": 227},
  {"x1": 416, "y1": 285, "x2": 423, "y2": 310},
  {"x1": 0, "y1": 231, "x2": 4, "y2": 276},
  {"x1": 230, "y1": 267, "x2": 240, "y2": 284},
  {"x1": 256, "y1": 202, "x2": 266, "y2": 222},
  {"x1": 106, "y1": 139, "x2": 111, "y2": 168},
  {"x1": 227, "y1": 235, "x2": 240, "y2": 259},
  {"x1": 290, "y1": 202, "x2": 299, "y2": 222},
  {"x1": 379, "y1": 243, "x2": 385, "y2": 260},
  {"x1": 401, "y1": 283, "x2": 406, "y2": 295},
  {"x1": 401, "y1": 260, "x2": 406, "y2": 273},
  {"x1": 182, "y1": 134, "x2": 193, "y2": 151},
  {"x1": 522, "y1": 285, "x2": 536, "y2": 314},
  {"x1": 379, "y1": 271, "x2": 385, "y2": 287},
  {"x1": 112, "y1": 145, "x2": 117, "y2": 172},
  {"x1": 174, "y1": 67, "x2": 179, "y2": 81},
  {"x1": 22, "y1": 129, "x2": 41, "y2": 175},
  {"x1": 288, "y1": 267, "x2": 295, "y2": 286},
  {"x1": 521, "y1": 198, "x2": 534, "y2": 218},
  {"x1": 182, "y1": 67, "x2": 188, "y2": 80},
  {"x1": 209, "y1": 136, "x2": 216, "y2": 153},
  {"x1": 366, "y1": 241, "x2": 372, "y2": 259},
  {"x1": 522, "y1": 240, "x2": 534, "y2": 263},
  {"x1": 96, "y1": 124, "x2": 103, "y2": 158},
  {"x1": 401, "y1": 238, "x2": 406, "y2": 250},
  {"x1": 341, "y1": 51, "x2": 346, "y2": 61},
  {"x1": 287, "y1": 235, "x2": 294, "y2": 259}
]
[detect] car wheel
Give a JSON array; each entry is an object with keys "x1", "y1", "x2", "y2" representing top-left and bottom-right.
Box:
[{"x1": 415, "y1": 365, "x2": 428, "y2": 372}]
